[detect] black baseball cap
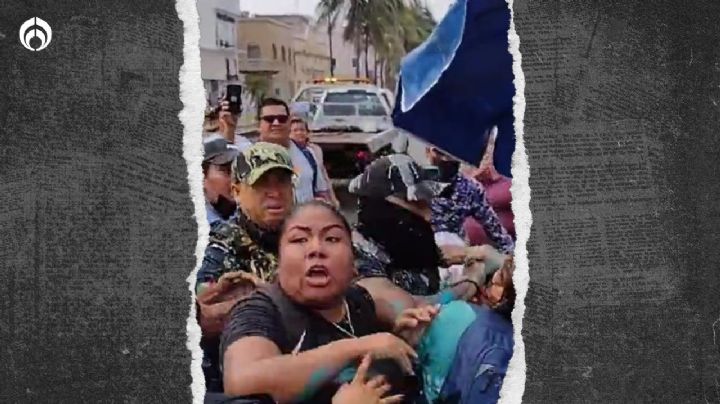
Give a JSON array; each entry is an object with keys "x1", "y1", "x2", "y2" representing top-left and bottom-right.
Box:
[{"x1": 203, "y1": 135, "x2": 239, "y2": 165}]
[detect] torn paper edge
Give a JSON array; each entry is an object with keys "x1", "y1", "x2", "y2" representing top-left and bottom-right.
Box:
[
  {"x1": 176, "y1": 0, "x2": 207, "y2": 402},
  {"x1": 499, "y1": 0, "x2": 530, "y2": 402}
]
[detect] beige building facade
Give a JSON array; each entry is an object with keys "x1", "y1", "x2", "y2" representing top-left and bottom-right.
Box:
[
  {"x1": 258, "y1": 15, "x2": 332, "y2": 95},
  {"x1": 237, "y1": 17, "x2": 296, "y2": 101},
  {"x1": 238, "y1": 14, "x2": 336, "y2": 103}
]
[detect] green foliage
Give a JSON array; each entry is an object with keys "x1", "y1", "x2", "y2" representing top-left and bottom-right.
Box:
[
  {"x1": 244, "y1": 73, "x2": 271, "y2": 105},
  {"x1": 316, "y1": 0, "x2": 437, "y2": 87}
]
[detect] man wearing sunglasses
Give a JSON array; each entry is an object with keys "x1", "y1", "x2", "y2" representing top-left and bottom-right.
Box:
[{"x1": 254, "y1": 97, "x2": 331, "y2": 204}]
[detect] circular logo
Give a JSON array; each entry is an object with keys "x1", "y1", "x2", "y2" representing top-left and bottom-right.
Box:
[{"x1": 19, "y1": 17, "x2": 52, "y2": 51}]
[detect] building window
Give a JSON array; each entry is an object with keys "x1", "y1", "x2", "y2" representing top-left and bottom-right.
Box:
[
  {"x1": 228, "y1": 58, "x2": 238, "y2": 79},
  {"x1": 281, "y1": 46, "x2": 286, "y2": 62},
  {"x1": 247, "y1": 44, "x2": 261, "y2": 59},
  {"x1": 352, "y1": 58, "x2": 358, "y2": 68},
  {"x1": 272, "y1": 44, "x2": 277, "y2": 60},
  {"x1": 215, "y1": 13, "x2": 236, "y2": 48},
  {"x1": 210, "y1": 80, "x2": 219, "y2": 102},
  {"x1": 275, "y1": 88, "x2": 281, "y2": 96}
]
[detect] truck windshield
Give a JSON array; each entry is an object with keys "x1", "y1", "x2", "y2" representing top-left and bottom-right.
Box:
[
  {"x1": 296, "y1": 88, "x2": 325, "y2": 103},
  {"x1": 322, "y1": 104, "x2": 357, "y2": 116},
  {"x1": 323, "y1": 91, "x2": 386, "y2": 116}
]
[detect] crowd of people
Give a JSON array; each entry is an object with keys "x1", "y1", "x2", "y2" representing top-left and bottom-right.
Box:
[{"x1": 196, "y1": 96, "x2": 517, "y2": 404}]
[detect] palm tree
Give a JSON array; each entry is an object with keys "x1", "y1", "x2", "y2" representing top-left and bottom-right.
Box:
[
  {"x1": 317, "y1": 0, "x2": 343, "y2": 77},
  {"x1": 341, "y1": 0, "x2": 365, "y2": 78},
  {"x1": 317, "y1": 0, "x2": 436, "y2": 84},
  {"x1": 376, "y1": 0, "x2": 435, "y2": 89},
  {"x1": 362, "y1": 0, "x2": 404, "y2": 80},
  {"x1": 244, "y1": 73, "x2": 271, "y2": 116}
]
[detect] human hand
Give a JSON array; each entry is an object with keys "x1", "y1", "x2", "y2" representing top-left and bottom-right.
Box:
[
  {"x1": 218, "y1": 100, "x2": 239, "y2": 139},
  {"x1": 392, "y1": 305, "x2": 439, "y2": 346},
  {"x1": 465, "y1": 245, "x2": 507, "y2": 276},
  {"x1": 217, "y1": 270, "x2": 264, "y2": 291},
  {"x1": 357, "y1": 332, "x2": 417, "y2": 375},
  {"x1": 332, "y1": 354, "x2": 404, "y2": 404}
]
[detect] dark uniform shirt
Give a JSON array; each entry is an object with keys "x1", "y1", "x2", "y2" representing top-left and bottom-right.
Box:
[
  {"x1": 221, "y1": 285, "x2": 409, "y2": 404},
  {"x1": 197, "y1": 212, "x2": 280, "y2": 393}
]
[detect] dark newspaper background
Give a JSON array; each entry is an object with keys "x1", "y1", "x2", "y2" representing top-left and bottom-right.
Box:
[{"x1": 1, "y1": 0, "x2": 719, "y2": 402}]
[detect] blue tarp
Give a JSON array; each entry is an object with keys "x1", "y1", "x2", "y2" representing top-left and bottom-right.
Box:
[{"x1": 392, "y1": 0, "x2": 516, "y2": 177}]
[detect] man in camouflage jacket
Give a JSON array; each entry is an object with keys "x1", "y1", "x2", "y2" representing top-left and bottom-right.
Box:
[{"x1": 195, "y1": 142, "x2": 295, "y2": 395}]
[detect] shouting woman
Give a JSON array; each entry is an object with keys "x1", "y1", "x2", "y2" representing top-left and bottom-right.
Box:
[{"x1": 220, "y1": 201, "x2": 438, "y2": 404}]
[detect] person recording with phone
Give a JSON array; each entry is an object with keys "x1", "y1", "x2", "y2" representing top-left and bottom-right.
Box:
[{"x1": 203, "y1": 84, "x2": 252, "y2": 149}]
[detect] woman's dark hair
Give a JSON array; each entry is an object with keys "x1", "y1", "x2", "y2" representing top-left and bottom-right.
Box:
[
  {"x1": 280, "y1": 200, "x2": 352, "y2": 238},
  {"x1": 257, "y1": 97, "x2": 290, "y2": 120}
]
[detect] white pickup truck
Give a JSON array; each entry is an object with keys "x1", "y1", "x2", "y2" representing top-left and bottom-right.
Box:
[{"x1": 291, "y1": 84, "x2": 406, "y2": 183}]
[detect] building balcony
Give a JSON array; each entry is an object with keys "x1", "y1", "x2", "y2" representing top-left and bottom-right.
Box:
[{"x1": 238, "y1": 58, "x2": 284, "y2": 74}]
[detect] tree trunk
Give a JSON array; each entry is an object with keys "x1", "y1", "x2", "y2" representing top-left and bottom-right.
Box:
[
  {"x1": 328, "y1": 20, "x2": 335, "y2": 77},
  {"x1": 364, "y1": 29, "x2": 370, "y2": 79},
  {"x1": 373, "y1": 52, "x2": 379, "y2": 85},
  {"x1": 355, "y1": 34, "x2": 361, "y2": 78},
  {"x1": 380, "y1": 59, "x2": 385, "y2": 88}
]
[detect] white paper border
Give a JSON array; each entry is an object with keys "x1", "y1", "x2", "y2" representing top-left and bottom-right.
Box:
[
  {"x1": 176, "y1": 0, "x2": 207, "y2": 402},
  {"x1": 500, "y1": 0, "x2": 530, "y2": 402}
]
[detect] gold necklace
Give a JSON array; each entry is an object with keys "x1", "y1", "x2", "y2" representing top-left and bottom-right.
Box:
[{"x1": 331, "y1": 300, "x2": 356, "y2": 338}]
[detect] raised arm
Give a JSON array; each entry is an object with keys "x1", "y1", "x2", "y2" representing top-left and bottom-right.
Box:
[
  {"x1": 358, "y1": 277, "x2": 476, "y2": 327},
  {"x1": 468, "y1": 184, "x2": 514, "y2": 253}
]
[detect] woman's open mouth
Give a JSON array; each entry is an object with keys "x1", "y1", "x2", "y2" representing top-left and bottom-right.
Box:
[{"x1": 305, "y1": 265, "x2": 330, "y2": 287}]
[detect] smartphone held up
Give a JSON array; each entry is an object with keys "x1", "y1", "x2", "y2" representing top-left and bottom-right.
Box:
[{"x1": 226, "y1": 84, "x2": 242, "y2": 115}]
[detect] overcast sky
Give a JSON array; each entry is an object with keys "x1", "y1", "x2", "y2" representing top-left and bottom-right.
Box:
[{"x1": 240, "y1": 0, "x2": 454, "y2": 21}]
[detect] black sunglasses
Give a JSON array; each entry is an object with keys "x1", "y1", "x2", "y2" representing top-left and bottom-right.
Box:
[{"x1": 260, "y1": 114, "x2": 289, "y2": 124}]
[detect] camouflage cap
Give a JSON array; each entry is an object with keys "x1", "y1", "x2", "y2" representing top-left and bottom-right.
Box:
[{"x1": 232, "y1": 142, "x2": 294, "y2": 185}]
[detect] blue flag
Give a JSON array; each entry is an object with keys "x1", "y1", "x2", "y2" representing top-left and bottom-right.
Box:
[{"x1": 392, "y1": 0, "x2": 516, "y2": 177}]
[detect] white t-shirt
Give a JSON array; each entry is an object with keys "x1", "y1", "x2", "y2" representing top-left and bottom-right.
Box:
[{"x1": 288, "y1": 141, "x2": 329, "y2": 203}]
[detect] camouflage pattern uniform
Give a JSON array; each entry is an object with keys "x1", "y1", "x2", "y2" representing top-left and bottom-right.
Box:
[
  {"x1": 197, "y1": 215, "x2": 280, "y2": 290},
  {"x1": 196, "y1": 142, "x2": 294, "y2": 394},
  {"x1": 196, "y1": 141, "x2": 294, "y2": 291}
]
